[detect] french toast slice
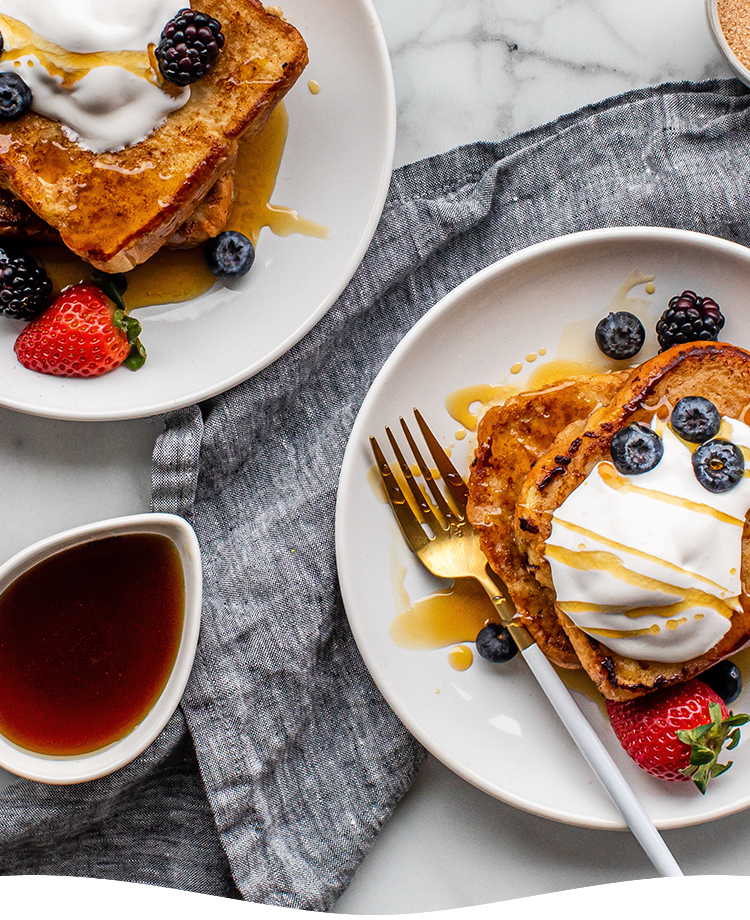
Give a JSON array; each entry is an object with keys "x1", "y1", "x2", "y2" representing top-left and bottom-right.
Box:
[
  {"x1": 514, "y1": 341, "x2": 750, "y2": 700},
  {"x1": 165, "y1": 173, "x2": 234, "y2": 249},
  {"x1": 0, "y1": 174, "x2": 234, "y2": 249},
  {"x1": 467, "y1": 372, "x2": 629, "y2": 668},
  {"x1": 0, "y1": 0, "x2": 307, "y2": 272}
]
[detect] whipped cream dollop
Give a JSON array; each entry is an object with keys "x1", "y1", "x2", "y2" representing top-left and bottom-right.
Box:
[
  {"x1": 546, "y1": 417, "x2": 750, "y2": 663},
  {"x1": 0, "y1": 0, "x2": 191, "y2": 152}
]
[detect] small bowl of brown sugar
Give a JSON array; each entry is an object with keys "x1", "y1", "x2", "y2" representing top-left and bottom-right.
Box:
[{"x1": 707, "y1": 0, "x2": 750, "y2": 87}]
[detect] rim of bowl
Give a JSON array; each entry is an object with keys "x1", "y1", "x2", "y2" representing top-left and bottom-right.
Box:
[
  {"x1": 0, "y1": 512, "x2": 201, "y2": 784},
  {"x1": 705, "y1": 0, "x2": 750, "y2": 88}
]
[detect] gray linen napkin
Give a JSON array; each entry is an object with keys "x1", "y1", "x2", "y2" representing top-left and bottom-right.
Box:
[{"x1": 1, "y1": 78, "x2": 750, "y2": 909}]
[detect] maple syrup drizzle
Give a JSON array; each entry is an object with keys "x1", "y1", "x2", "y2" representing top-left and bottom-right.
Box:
[
  {"x1": 29, "y1": 102, "x2": 327, "y2": 310},
  {"x1": 0, "y1": 14, "x2": 157, "y2": 86}
]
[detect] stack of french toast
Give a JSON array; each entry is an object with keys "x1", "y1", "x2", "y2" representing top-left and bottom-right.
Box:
[
  {"x1": 0, "y1": 0, "x2": 308, "y2": 272},
  {"x1": 467, "y1": 339, "x2": 750, "y2": 701}
]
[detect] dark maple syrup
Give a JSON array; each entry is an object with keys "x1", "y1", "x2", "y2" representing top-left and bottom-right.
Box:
[{"x1": 0, "y1": 532, "x2": 184, "y2": 756}]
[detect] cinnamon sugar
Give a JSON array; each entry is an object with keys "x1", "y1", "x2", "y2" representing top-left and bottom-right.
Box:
[{"x1": 718, "y1": 0, "x2": 750, "y2": 70}]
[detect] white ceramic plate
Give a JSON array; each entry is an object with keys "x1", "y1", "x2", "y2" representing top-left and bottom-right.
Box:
[
  {"x1": 0, "y1": 0, "x2": 395, "y2": 421},
  {"x1": 336, "y1": 226, "x2": 750, "y2": 830}
]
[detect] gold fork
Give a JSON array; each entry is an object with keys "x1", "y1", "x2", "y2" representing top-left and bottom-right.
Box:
[{"x1": 371, "y1": 409, "x2": 682, "y2": 879}]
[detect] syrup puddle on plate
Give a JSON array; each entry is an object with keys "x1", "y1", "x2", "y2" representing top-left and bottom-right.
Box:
[{"x1": 30, "y1": 102, "x2": 328, "y2": 311}]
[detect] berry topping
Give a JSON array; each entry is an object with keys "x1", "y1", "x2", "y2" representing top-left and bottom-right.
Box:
[
  {"x1": 155, "y1": 9, "x2": 225, "y2": 87},
  {"x1": 594, "y1": 311, "x2": 645, "y2": 360},
  {"x1": 0, "y1": 247, "x2": 52, "y2": 321},
  {"x1": 0, "y1": 72, "x2": 32, "y2": 120},
  {"x1": 609, "y1": 423, "x2": 663, "y2": 475},
  {"x1": 692, "y1": 438, "x2": 745, "y2": 493},
  {"x1": 14, "y1": 281, "x2": 146, "y2": 378},
  {"x1": 205, "y1": 230, "x2": 255, "y2": 282},
  {"x1": 701, "y1": 661, "x2": 743, "y2": 705},
  {"x1": 475, "y1": 623, "x2": 518, "y2": 663},
  {"x1": 670, "y1": 396, "x2": 721, "y2": 443},
  {"x1": 606, "y1": 679, "x2": 748, "y2": 793},
  {"x1": 656, "y1": 290, "x2": 725, "y2": 352}
]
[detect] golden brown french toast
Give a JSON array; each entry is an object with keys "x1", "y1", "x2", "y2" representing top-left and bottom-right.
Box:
[
  {"x1": 467, "y1": 372, "x2": 629, "y2": 668},
  {"x1": 0, "y1": 173, "x2": 234, "y2": 249},
  {"x1": 0, "y1": 0, "x2": 307, "y2": 272},
  {"x1": 514, "y1": 341, "x2": 750, "y2": 700}
]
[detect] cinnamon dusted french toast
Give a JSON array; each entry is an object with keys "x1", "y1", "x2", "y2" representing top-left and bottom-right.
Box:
[
  {"x1": 514, "y1": 341, "x2": 750, "y2": 700},
  {"x1": 0, "y1": 0, "x2": 307, "y2": 272}
]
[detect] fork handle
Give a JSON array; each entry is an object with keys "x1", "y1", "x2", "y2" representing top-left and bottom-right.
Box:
[
  {"x1": 476, "y1": 578, "x2": 682, "y2": 876},
  {"x1": 520, "y1": 641, "x2": 683, "y2": 878}
]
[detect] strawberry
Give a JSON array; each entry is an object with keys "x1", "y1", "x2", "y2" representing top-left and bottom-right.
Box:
[
  {"x1": 14, "y1": 281, "x2": 146, "y2": 378},
  {"x1": 606, "y1": 679, "x2": 749, "y2": 794}
]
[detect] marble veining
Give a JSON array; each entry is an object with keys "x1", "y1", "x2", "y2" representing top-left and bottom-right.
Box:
[{"x1": 376, "y1": 0, "x2": 734, "y2": 166}]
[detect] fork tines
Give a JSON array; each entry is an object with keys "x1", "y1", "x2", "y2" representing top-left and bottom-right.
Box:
[{"x1": 370, "y1": 409, "x2": 469, "y2": 536}]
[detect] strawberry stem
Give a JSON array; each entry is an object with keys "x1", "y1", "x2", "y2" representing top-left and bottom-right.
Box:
[
  {"x1": 676, "y1": 703, "x2": 749, "y2": 794},
  {"x1": 91, "y1": 269, "x2": 127, "y2": 312},
  {"x1": 91, "y1": 270, "x2": 147, "y2": 371}
]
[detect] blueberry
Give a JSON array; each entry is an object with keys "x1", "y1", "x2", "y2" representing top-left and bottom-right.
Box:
[
  {"x1": 475, "y1": 623, "x2": 517, "y2": 663},
  {"x1": 671, "y1": 396, "x2": 721, "y2": 443},
  {"x1": 701, "y1": 661, "x2": 743, "y2": 705},
  {"x1": 204, "y1": 230, "x2": 255, "y2": 282},
  {"x1": 692, "y1": 439, "x2": 745, "y2": 493},
  {"x1": 609, "y1": 423, "x2": 663, "y2": 475},
  {"x1": 0, "y1": 73, "x2": 32, "y2": 120},
  {"x1": 594, "y1": 312, "x2": 646, "y2": 360}
]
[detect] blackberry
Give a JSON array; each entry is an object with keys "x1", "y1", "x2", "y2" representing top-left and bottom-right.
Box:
[
  {"x1": 610, "y1": 423, "x2": 663, "y2": 475},
  {"x1": 0, "y1": 247, "x2": 52, "y2": 320},
  {"x1": 475, "y1": 623, "x2": 517, "y2": 663},
  {"x1": 670, "y1": 396, "x2": 721, "y2": 443},
  {"x1": 205, "y1": 230, "x2": 255, "y2": 282},
  {"x1": 155, "y1": 9, "x2": 225, "y2": 86},
  {"x1": 656, "y1": 290, "x2": 725, "y2": 351},
  {"x1": 692, "y1": 439, "x2": 745, "y2": 493},
  {"x1": 0, "y1": 72, "x2": 32, "y2": 120},
  {"x1": 594, "y1": 311, "x2": 645, "y2": 360}
]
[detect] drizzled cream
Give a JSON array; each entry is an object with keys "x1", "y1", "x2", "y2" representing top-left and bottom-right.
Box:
[
  {"x1": 546, "y1": 418, "x2": 750, "y2": 662},
  {"x1": 0, "y1": 0, "x2": 190, "y2": 152}
]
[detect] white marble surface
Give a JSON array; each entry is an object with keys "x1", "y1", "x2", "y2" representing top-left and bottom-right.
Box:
[{"x1": 0, "y1": 0, "x2": 745, "y2": 912}]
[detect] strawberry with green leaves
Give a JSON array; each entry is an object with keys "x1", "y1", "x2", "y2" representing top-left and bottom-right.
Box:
[
  {"x1": 14, "y1": 271, "x2": 145, "y2": 378},
  {"x1": 606, "y1": 678, "x2": 749, "y2": 794}
]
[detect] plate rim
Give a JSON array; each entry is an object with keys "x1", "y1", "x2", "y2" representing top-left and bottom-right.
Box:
[
  {"x1": 0, "y1": 0, "x2": 396, "y2": 423},
  {"x1": 335, "y1": 224, "x2": 750, "y2": 831}
]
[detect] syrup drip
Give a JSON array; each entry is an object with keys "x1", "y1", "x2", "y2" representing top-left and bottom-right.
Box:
[{"x1": 448, "y1": 645, "x2": 473, "y2": 671}]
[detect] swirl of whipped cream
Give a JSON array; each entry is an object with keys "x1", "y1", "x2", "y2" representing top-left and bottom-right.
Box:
[
  {"x1": 0, "y1": 0, "x2": 191, "y2": 152},
  {"x1": 545, "y1": 416, "x2": 750, "y2": 663}
]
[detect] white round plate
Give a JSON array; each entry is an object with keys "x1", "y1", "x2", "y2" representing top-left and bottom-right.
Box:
[
  {"x1": 0, "y1": 0, "x2": 394, "y2": 421},
  {"x1": 336, "y1": 226, "x2": 750, "y2": 830}
]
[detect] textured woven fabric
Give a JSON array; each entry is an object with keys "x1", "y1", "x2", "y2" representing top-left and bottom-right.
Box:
[{"x1": 2, "y1": 78, "x2": 750, "y2": 909}]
